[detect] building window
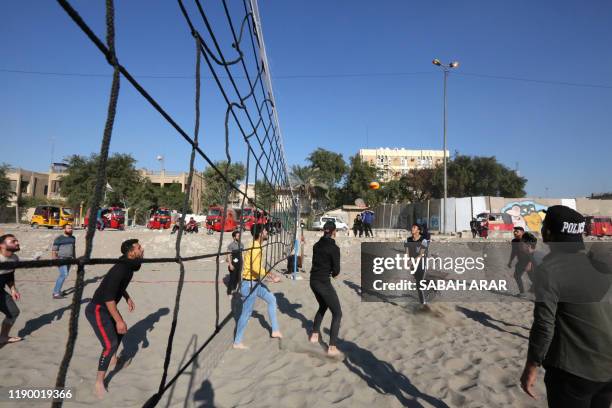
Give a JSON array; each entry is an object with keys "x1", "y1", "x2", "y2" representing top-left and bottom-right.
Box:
[
  {"x1": 10, "y1": 180, "x2": 18, "y2": 193},
  {"x1": 44, "y1": 185, "x2": 48, "y2": 195}
]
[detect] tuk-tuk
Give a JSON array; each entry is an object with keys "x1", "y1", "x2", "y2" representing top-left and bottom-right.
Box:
[
  {"x1": 84, "y1": 207, "x2": 125, "y2": 230},
  {"x1": 585, "y1": 216, "x2": 612, "y2": 237},
  {"x1": 31, "y1": 205, "x2": 74, "y2": 229},
  {"x1": 147, "y1": 208, "x2": 172, "y2": 230},
  {"x1": 205, "y1": 206, "x2": 237, "y2": 232},
  {"x1": 476, "y1": 212, "x2": 514, "y2": 234}
]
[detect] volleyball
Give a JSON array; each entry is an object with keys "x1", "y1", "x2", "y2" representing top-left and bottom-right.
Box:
[{"x1": 369, "y1": 181, "x2": 380, "y2": 190}]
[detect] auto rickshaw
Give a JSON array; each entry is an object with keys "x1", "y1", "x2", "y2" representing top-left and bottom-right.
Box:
[
  {"x1": 31, "y1": 205, "x2": 74, "y2": 229},
  {"x1": 147, "y1": 208, "x2": 172, "y2": 229},
  {"x1": 585, "y1": 216, "x2": 612, "y2": 237},
  {"x1": 205, "y1": 206, "x2": 237, "y2": 232},
  {"x1": 84, "y1": 207, "x2": 126, "y2": 230}
]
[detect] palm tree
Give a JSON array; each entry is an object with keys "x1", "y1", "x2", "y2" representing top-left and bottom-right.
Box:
[{"x1": 290, "y1": 165, "x2": 328, "y2": 214}]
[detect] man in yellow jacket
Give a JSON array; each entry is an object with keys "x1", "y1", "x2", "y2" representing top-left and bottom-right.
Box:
[{"x1": 233, "y1": 225, "x2": 282, "y2": 349}]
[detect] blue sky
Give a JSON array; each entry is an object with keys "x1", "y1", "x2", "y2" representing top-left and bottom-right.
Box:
[{"x1": 1, "y1": 0, "x2": 611, "y2": 197}]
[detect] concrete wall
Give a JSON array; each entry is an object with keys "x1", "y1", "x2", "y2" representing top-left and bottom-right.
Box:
[{"x1": 370, "y1": 197, "x2": 612, "y2": 233}]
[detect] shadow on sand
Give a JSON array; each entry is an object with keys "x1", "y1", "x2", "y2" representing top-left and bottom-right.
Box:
[
  {"x1": 276, "y1": 292, "x2": 449, "y2": 407},
  {"x1": 105, "y1": 307, "x2": 170, "y2": 386},
  {"x1": 455, "y1": 306, "x2": 529, "y2": 339},
  {"x1": 18, "y1": 298, "x2": 92, "y2": 339}
]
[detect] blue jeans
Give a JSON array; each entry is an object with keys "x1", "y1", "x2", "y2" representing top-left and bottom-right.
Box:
[
  {"x1": 53, "y1": 265, "x2": 71, "y2": 295},
  {"x1": 234, "y1": 280, "x2": 279, "y2": 344}
]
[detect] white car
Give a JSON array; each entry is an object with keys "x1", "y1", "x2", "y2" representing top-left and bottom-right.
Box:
[{"x1": 311, "y1": 215, "x2": 349, "y2": 231}]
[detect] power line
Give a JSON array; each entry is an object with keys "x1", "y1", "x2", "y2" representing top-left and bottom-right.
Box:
[{"x1": 3, "y1": 67, "x2": 612, "y2": 89}]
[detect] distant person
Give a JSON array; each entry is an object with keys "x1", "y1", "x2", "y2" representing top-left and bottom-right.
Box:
[
  {"x1": 52, "y1": 224, "x2": 76, "y2": 299},
  {"x1": 226, "y1": 230, "x2": 243, "y2": 295},
  {"x1": 186, "y1": 217, "x2": 198, "y2": 233},
  {"x1": 405, "y1": 223, "x2": 429, "y2": 306},
  {"x1": 96, "y1": 208, "x2": 105, "y2": 231},
  {"x1": 0, "y1": 234, "x2": 23, "y2": 345},
  {"x1": 309, "y1": 221, "x2": 342, "y2": 356},
  {"x1": 362, "y1": 210, "x2": 374, "y2": 238},
  {"x1": 520, "y1": 205, "x2": 612, "y2": 407},
  {"x1": 470, "y1": 218, "x2": 479, "y2": 238},
  {"x1": 85, "y1": 239, "x2": 144, "y2": 399},
  {"x1": 480, "y1": 218, "x2": 489, "y2": 239},
  {"x1": 233, "y1": 225, "x2": 282, "y2": 349},
  {"x1": 171, "y1": 218, "x2": 184, "y2": 234},
  {"x1": 352, "y1": 214, "x2": 363, "y2": 238}
]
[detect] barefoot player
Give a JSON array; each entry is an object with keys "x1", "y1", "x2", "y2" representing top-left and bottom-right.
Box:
[{"x1": 85, "y1": 239, "x2": 143, "y2": 398}]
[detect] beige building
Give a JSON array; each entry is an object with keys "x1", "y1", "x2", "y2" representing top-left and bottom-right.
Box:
[
  {"x1": 359, "y1": 147, "x2": 449, "y2": 182},
  {"x1": 139, "y1": 169, "x2": 206, "y2": 214},
  {"x1": 6, "y1": 165, "x2": 206, "y2": 214},
  {"x1": 6, "y1": 163, "x2": 68, "y2": 204}
]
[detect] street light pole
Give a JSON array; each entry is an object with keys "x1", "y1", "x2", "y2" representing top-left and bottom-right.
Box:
[{"x1": 433, "y1": 58, "x2": 459, "y2": 235}]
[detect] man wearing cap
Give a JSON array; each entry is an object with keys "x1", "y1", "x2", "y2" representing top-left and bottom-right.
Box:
[
  {"x1": 308, "y1": 220, "x2": 342, "y2": 356},
  {"x1": 520, "y1": 205, "x2": 612, "y2": 407},
  {"x1": 85, "y1": 239, "x2": 144, "y2": 398}
]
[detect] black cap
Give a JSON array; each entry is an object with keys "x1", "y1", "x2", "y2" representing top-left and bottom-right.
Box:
[
  {"x1": 323, "y1": 220, "x2": 336, "y2": 233},
  {"x1": 543, "y1": 205, "x2": 585, "y2": 242}
]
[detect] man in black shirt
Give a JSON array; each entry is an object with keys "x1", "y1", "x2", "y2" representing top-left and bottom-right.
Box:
[
  {"x1": 309, "y1": 221, "x2": 342, "y2": 356},
  {"x1": 85, "y1": 239, "x2": 144, "y2": 399},
  {"x1": 405, "y1": 223, "x2": 429, "y2": 305}
]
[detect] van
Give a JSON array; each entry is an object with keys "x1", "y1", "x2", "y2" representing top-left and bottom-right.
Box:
[{"x1": 31, "y1": 205, "x2": 74, "y2": 229}]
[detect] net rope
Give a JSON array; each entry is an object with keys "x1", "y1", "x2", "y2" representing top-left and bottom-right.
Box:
[{"x1": 0, "y1": 0, "x2": 297, "y2": 406}]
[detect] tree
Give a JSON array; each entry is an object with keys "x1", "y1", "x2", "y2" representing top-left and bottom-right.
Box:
[
  {"x1": 156, "y1": 183, "x2": 190, "y2": 212},
  {"x1": 60, "y1": 153, "x2": 143, "y2": 209},
  {"x1": 397, "y1": 168, "x2": 440, "y2": 202},
  {"x1": 307, "y1": 148, "x2": 347, "y2": 187},
  {"x1": 0, "y1": 164, "x2": 12, "y2": 208},
  {"x1": 342, "y1": 155, "x2": 381, "y2": 207},
  {"x1": 201, "y1": 161, "x2": 245, "y2": 209},
  {"x1": 290, "y1": 165, "x2": 328, "y2": 214},
  {"x1": 254, "y1": 180, "x2": 277, "y2": 211}
]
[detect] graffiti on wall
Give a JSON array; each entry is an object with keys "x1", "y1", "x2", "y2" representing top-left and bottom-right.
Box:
[{"x1": 501, "y1": 201, "x2": 548, "y2": 232}]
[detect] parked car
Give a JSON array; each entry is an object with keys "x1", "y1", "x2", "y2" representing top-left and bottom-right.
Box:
[
  {"x1": 585, "y1": 216, "x2": 612, "y2": 237},
  {"x1": 311, "y1": 215, "x2": 349, "y2": 231}
]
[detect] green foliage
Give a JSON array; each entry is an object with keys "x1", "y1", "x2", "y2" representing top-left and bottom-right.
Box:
[
  {"x1": 290, "y1": 165, "x2": 328, "y2": 213},
  {"x1": 0, "y1": 164, "x2": 13, "y2": 208},
  {"x1": 307, "y1": 148, "x2": 347, "y2": 187},
  {"x1": 19, "y1": 196, "x2": 68, "y2": 209},
  {"x1": 254, "y1": 180, "x2": 277, "y2": 211},
  {"x1": 341, "y1": 155, "x2": 381, "y2": 207},
  {"x1": 60, "y1": 153, "x2": 143, "y2": 208},
  {"x1": 201, "y1": 161, "x2": 245, "y2": 209}
]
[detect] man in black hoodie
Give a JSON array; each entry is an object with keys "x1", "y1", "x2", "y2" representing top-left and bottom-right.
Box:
[
  {"x1": 309, "y1": 220, "x2": 342, "y2": 356},
  {"x1": 520, "y1": 206, "x2": 612, "y2": 407},
  {"x1": 85, "y1": 239, "x2": 144, "y2": 399}
]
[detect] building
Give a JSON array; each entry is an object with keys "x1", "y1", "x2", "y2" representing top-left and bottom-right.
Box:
[
  {"x1": 6, "y1": 163, "x2": 69, "y2": 204},
  {"x1": 139, "y1": 169, "x2": 205, "y2": 214},
  {"x1": 359, "y1": 148, "x2": 449, "y2": 182},
  {"x1": 6, "y1": 165, "x2": 206, "y2": 214}
]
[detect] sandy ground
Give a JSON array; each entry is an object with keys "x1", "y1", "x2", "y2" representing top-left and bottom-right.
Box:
[{"x1": 0, "y1": 224, "x2": 547, "y2": 408}]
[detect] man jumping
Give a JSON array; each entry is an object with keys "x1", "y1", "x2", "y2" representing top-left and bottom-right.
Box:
[{"x1": 85, "y1": 239, "x2": 144, "y2": 398}]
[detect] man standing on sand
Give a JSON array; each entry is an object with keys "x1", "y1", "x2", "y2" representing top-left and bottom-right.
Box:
[
  {"x1": 405, "y1": 223, "x2": 429, "y2": 306},
  {"x1": 233, "y1": 224, "x2": 282, "y2": 349},
  {"x1": 85, "y1": 239, "x2": 144, "y2": 398},
  {"x1": 309, "y1": 221, "x2": 342, "y2": 356},
  {"x1": 520, "y1": 205, "x2": 612, "y2": 407},
  {"x1": 52, "y1": 224, "x2": 76, "y2": 299},
  {"x1": 362, "y1": 210, "x2": 374, "y2": 238},
  {"x1": 0, "y1": 234, "x2": 23, "y2": 345},
  {"x1": 226, "y1": 230, "x2": 243, "y2": 295}
]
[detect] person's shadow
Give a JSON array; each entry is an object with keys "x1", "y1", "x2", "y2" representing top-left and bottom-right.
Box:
[
  {"x1": 62, "y1": 274, "x2": 104, "y2": 296},
  {"x1": 105, "y1": 307, "x2": 170, "y2": 386},
  {"x1": 455, "y1": 306, "x2": 528, "y2": 339},
  {"x1": 193, "y1": 380, "x2": 215, "y2": 408},
  {"x1": 18, "y1": 298, "x2": 92, "y2": 339},
  {"x1": 332, "y1": 332, "x2": 450, "y2": 408}
]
